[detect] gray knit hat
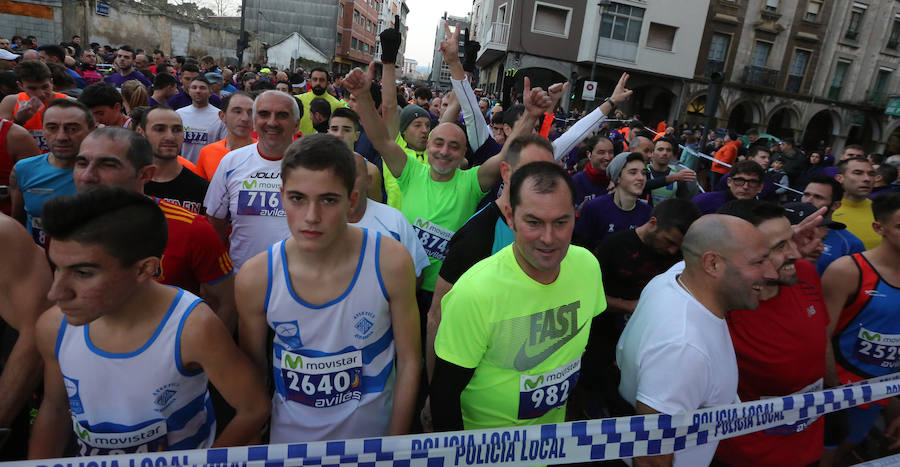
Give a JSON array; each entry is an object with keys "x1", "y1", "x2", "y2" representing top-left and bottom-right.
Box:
[
  {"x1": 606, "y1": 151, "x2": 632, "y2": 182},
  {"x1": 399, "y1": 104, "x2": 430, "y2": 133}
]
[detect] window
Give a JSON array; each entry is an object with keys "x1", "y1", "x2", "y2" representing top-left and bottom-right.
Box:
[
  {"x1": 707, "y1": 33, "x2": 730, "y2": 75},
  {"x1": 750, "y1": 41, "x2": 772, "y2": 67},
  {"x1": 805, "y1": 1, "x2": 822, "y2": 21},
  {"x1": 598, "y1": 2, "x2": 644, "y2": 43},
  {"x1": 352, "y1": 37, "x2": 358, "y2": 50},
  {"x1": 353, "y1": 10, "x2": 359, "y2": 24},
  {"x1": 339, "y1": 3, "x2": 343, "y2": 18},
  {"x1": 647, "y1": 22, "x2": 677, "y2": 51},
  {"x1": 828, "y1": 61, "x2": 850, "y2": 100},
  {"x1": 888, "y1": 18, "x2": 900, "y2": 50},
  {"x1": 531, "y1": 2, "x2": 572, "y2": 38},
  {"x1": 337, "y1": 32, "x2": 342, "y2": 46},
  {"x1": 845, "y1": 4, "x2": 866, "y2": 40},
  {"x1": 498, "y1": 3, "x2": 508, "y2": 23},
  {"x1": 870, "y1": 68, "x2": 892, "y2": 103},
  {"x1": 764, "y1": 0, "x2": 779, "y2": 13},
  {"x1": 786, "y1": 50, "x2": 810, "y2": 93}
]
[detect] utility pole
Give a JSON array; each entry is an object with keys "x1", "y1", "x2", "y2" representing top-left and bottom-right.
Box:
[{"x1": 237, "y1": 0, "x2": 248, "y2": 64}]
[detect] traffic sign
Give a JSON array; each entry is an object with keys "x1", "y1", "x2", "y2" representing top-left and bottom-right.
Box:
[{"x1": 583, "y1": 81, "x2": 597, "y2": 101}]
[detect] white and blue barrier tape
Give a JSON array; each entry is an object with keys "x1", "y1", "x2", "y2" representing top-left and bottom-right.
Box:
[{"x1": 14, "y1": 372, "x2": 900, "y2": 467}]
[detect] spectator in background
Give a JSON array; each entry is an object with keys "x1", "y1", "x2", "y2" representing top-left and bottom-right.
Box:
[
  {"x1": 167, "y1": 63, "x2": 222, "y2": 110},
  {"x1": 103, "y1": 45, "x2": 152, "y2": 88},
  {"x1": 76, "y1": 48, "x2": 102, "y2": 85},
  {"x1": 710, "y1": 130, "x2": 741, "y2": 188},
  {"x1": 149, "y1": 73, "x2": 178, "y2": 107},
  {"x1": 36, "y1": 44, "x2": 87, "y2": 89},
  {"x1": 79, "y1": 81, "x2": 131, "y2": 128}
]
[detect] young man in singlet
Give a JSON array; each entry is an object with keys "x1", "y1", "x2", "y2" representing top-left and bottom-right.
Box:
[
  {"x1": 823, "y1": 191, "x2": 900, "y2": 462},
  {"x1": 0, "y1": 60, "x2": 70, "y2": 151},
  {"x1": 236, "y1": 134, "x2": 420, "y2": 442},
  {"x1": 28, "y1": 187, "x2": 269, "y2": 458}
]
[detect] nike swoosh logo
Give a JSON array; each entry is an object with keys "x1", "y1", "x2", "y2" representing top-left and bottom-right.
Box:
[{"x1": 513, "y1": 322, "x2": 586, "y2": 371}]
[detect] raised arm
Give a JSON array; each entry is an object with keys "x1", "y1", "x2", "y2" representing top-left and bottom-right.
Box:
[
  {"x1": 344, "y1": 64, "x2": 409, "y2": 178},
  {"x1": 476, "y1": 77, "x2": 551, "y2": 191},
  {"x1": 443, "y1": 23, "x2": 491, "y2": 149},
  {"x1": 552, "y1": 72, "x2": 633, "y2": 160},
  {"x1": 379, "y1": 15, "x2": 403, "y2": 138},
  {"x1": 440, "y1": 91, "x2": 460, "y2": 125}
]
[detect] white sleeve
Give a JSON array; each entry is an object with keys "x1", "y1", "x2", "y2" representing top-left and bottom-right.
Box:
[
  {"x1": 451, "y1": 77, "x2": 490, "y2": 150},
  {"x1": 551, "y1": 105, "x2": 608, "y2": 161},
  {"x1": 203, "y1": 157, "x2": 231, "y2": 219},
  {"x1": 396, "y1": 212, "x2": 430, "y2": 276},
  {"x1": 634, "y1": 342, "x2": 711, "y2": 415}
]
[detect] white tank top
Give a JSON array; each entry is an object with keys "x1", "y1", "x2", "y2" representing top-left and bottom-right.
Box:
[
  {"x1": 56, "y1": 288, "x2": 215, "y2": 456},
  {"x1": 266, "y1": 228, "x2": 395, "y2": 443}
]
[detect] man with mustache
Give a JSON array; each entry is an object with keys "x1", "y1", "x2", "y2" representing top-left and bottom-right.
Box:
[
  {"x1": 617, "y1": 214, "x2": 777, "y2": 467},
  {"x1": 295, "y1": 68, "x2": 345, "y2": 136},
  {"x1": 714, "y1": 200, "x2": 830, "y2": 467}
]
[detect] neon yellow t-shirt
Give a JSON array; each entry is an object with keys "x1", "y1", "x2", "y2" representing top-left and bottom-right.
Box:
[
  {"x1": 396, "y1": 153, "x2": 486, "y2": 291},
  {"x1": 295, "y1": 92, "x2": 346, "y2": 136},
  {"x1": 435, "y1": 245, "x2": 606, "y2": 430},
  {"x1": 833, "y1": 198, "x2": 881, "y2": 250},
  {"x1": 383, "y1": 133, "x2": 427, "y2": 210}
]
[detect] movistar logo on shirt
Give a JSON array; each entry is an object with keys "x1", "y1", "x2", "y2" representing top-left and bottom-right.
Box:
[
  {"x1": 523, "y1": 375, "x2": 544, "y2": 390},
  {"x1": 514, "y1": 301, "x2": 583, "y2": 371}
]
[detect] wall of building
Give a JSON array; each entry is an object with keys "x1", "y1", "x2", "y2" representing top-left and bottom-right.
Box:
[{"x1": 0, "y1": 0, "x2": 63, "y2": 45}]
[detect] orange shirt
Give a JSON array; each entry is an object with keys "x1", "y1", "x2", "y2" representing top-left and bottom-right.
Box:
[{"x1": 195, "y1": 138, "x2": 257, "y2": 181}]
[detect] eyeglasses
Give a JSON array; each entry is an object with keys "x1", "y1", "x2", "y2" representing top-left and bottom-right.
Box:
[{"x1": 731, "y1": 177, "x2": 762, "y2": 187}]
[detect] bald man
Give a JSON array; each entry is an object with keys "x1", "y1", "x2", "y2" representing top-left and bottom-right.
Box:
[{"x1": 617, "y1": 215, "x2": 777, "y2": 467}]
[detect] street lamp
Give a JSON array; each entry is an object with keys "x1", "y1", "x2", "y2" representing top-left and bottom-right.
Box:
[{"x1": 588, "y1": 0, "x2": 611, "y2": 111}]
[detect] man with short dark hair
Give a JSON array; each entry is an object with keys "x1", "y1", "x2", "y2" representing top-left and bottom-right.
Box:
[
  {"x1": 802, "y1": 175, "x2": 865, "y2": 274},
  {"x1": 308, "y1": 97, "x2": 331, "y2": 134},
  {"x1": 572, "y1": 136, "x2": 614, "y2": 209},
  {"x1": 0, "y1": 60, "x2": 70, "y2": 151},
  {"x1": 692, "y1": 160, "x2": 766, "y2": 214},
  {"x1": 824, "y1": 192, "x2": 900, "y2": 462},
  {"x1": 575, "y1": 152, "x2": 651, "y2": 251},
  {"x1": 176, "y1": 77, "x2": 227, "y2": 164},
  {"x1": 833, "y1": 157, "x2": 879, "y2": 249},
  {"x1": 149, "y1": 73, "x2": 178, "y2": 107},
  {"x1": 78, "y1": 81, "x2": 129, "y2": 127},
  {"x1": 432, "y1": 161, "x2": 606, "y2": 431},
  {"x1": 36, "y1": 44, "x2": 86, "y2": 89},
  {"x1": 10, "y1": 100, "x2": 94, "y2": 247},
  {"x1": 295, "y1": 67, "x2": 346, "y2": 136},
  {"x1": 167, "y1": 63, "x2": 222, "y2": 110},
  {"x1": 644, "y1": 137, "x2": 696, "y2": 205},
  {"x1": 195, "y1": 92, "x2": 256, "y2": 181},
  {"x1": 76, "y1": 48, "x2": 101, "y2": 85},
  {"x1": 138, "y1": 107, "x2": 209, "y2": 214},
  {"x1": 870, "y1": 164, "x2": 898, "y2": 198},
  {"x1": 28, "y1": 185, "x2": 268, "y2": 458},
  {"x1": 714, "y1": 199, "x2": 829, "y2": 467},
  {"x1": 821, "y1": 144, "x2": 866, "y2": 179},
  {"x1": 103, "y1": 45, "x2": 152, "y2": 88}
]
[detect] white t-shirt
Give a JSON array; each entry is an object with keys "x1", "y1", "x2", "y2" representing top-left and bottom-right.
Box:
[
  {"x1": 616, "y1": 261, "x2": 739, "y2": 467},
  {"x1": 351, "y1": 200, "x2": 430, "y2": 276},
  {"x1": 177, "y1": 104, "x2": 227, "y2": 163},
  {"x1": 204, "y1": 143, "x2": 290, "y2": 270}
]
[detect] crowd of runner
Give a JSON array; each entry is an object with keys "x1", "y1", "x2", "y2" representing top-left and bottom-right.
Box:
[{"x1": 0, "y1": 17, "x2": 899, "y2": 467}]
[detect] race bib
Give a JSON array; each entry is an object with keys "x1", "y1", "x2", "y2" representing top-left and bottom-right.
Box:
[
  {"x1": 183, "y1": 128, "x2": 209, "y2": 145},
  {"x1": 518, "y1": 358, "x2": 580, "y2": 420},
  {"x1": 281, "y1": 350, "x2": 363, "y2": 408},
  {"x1": 74, "y1": 418, "x2": 168, "y2": 456},
  {"x1": 30, "y1": 129, "x2": 47, "y2": 152},
  {"x1": 237, "y1": 190, "x2": 285, "y2": 216},
  {"x1": 29, "y1": 216, "x2": 45, "y2": 247},
  {"x1": 762, "y1": 378, "x2": 823, "y2": 435},
  {"x1": 412, "y1": 218, "x2": 453, "y2": 261},
  {"x1": 854, "y1": 327, "x2": 900, "y2": 369}
]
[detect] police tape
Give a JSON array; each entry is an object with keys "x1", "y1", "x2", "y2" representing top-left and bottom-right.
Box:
[
  {"x1": 15, "y1": 372, "x2": 900, "y2": 467},
  {"x1": 853, "y1": 453, "x2": 900, "y2": 467}
]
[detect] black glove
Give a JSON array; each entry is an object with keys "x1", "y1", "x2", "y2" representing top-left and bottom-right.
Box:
[
  {"x1": 380, "y1": 15, "x2": 402, "y2": 64},
  {"x1": 463, "y1": 40, "x2": 481, "y2": 73}
]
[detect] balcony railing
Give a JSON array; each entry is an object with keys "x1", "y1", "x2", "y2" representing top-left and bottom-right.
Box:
[
  {"x1": 742, "y1": 65, "x2": 779, "y2": 87},
  {"x1": 485, "y1": 22, "x2": 510, "y2": 47},
  {"x1": 865, "y1": 89, "x2": 888, "y2": 107}
]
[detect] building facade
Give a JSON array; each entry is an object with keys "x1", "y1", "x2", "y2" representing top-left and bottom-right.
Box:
[
  {"x1": 431, "y1": 12, "x2": 470, "y2": 89},
  {"x1": 474, "y1": 0, "x2": 709, "y2": 120},
  {"x1": 244, "y1": 0, "x2": 338, "y2": 65},
  {"x1": 334, "y1": 0, "x2": 380, "y2": 74},
  {"x1": 372, "y1": 0, "x2": 409, "y2": 67},
  {"x1": 687, "y1": 0, "x2": 900, "y2": 154}
]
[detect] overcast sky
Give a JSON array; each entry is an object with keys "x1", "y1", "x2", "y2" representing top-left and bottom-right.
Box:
[{"x1": 192, "y1": 0, "x2": 472, "y2": 69}]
